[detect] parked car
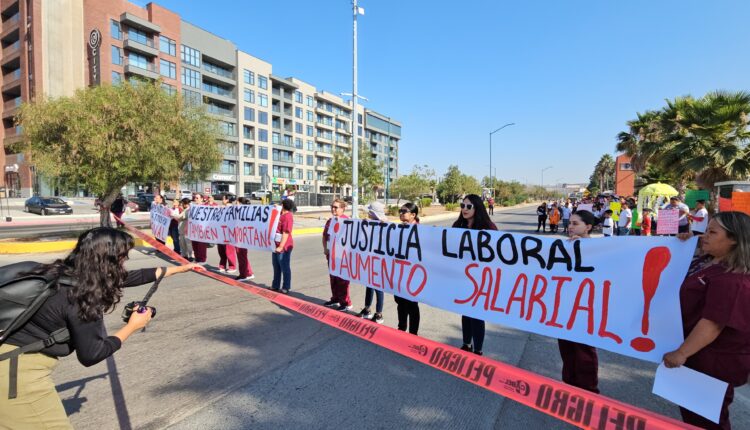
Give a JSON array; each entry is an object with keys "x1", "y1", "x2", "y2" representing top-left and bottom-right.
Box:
[
  {"x1": 250, "y1": 189, "x2": 271, "y2": 200},
  {"x1": 136, "y1": 194, "x2": 155, "y2": 211},
  {"x1": 24, "y1": 197, "x2": 74, "y2": 216},
  {"x1": 94, "y1": 197, "x2": 139, "y2": 213},
  {"x1": 165, "y1": 190, "x2": 193, "y2": 200}
]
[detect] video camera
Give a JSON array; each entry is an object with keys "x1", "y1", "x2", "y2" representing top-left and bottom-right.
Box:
[{"x1": 121, "y1": 267, "x2": 166, "y2": 323}]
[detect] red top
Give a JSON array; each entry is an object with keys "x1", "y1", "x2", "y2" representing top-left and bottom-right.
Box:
[
  {"x1": 680, "y1": 260, "x2": 750, "y2": 385},
  {"x1": 276, "y1": 212, "x2": 294, "y2": 251},
  {"x1": 641, "y1": 216, "x2": 652, "y2": 235}
]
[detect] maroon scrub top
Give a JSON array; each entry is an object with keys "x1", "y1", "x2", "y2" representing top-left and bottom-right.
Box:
[{"x1": 680, "y1": 260, "x2": 750, "y2": 386}]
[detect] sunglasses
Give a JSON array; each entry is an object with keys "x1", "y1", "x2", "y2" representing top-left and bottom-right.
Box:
[
  {"x1": 331, "y1": 205, "x2": 341, "y2": 210},
  {"x1": 399, "y1": 209, "x2": 409, "y2": 214},
  {"x1": 460, "y1": 203, "x2": 473, "y2": 210}
]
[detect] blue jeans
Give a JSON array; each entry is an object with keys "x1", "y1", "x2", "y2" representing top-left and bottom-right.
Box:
[
  {"x1": 271, "y1": 250, "x2": 292, "y2": 291},
  {"x1": 618, "y1": 226, "x2": 630, "y2": 236},
  {"x1": 364, "y1": 287, "x2": 384, "y2": 313}
]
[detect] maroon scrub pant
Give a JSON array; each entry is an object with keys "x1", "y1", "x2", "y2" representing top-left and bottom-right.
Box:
[
  {"x1": 193, "y1": 241, "x2": 208, "y2": 263},
  {"x1": 236, "y1": 247, "x2": 253, "y2": 278},
  {"x1": 558, "y1": 339, "x2": 599, "y2": 393},
  {"x1": 217, "y1": 244, "x2": 237, "y2": 270}
]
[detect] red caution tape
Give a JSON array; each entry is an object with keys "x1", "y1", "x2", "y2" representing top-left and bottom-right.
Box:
[{"x1": 118, "y1": 218, "x2": 696, "y2": 430}]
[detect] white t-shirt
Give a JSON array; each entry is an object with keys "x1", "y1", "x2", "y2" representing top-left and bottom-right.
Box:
[
  {"x1": 602, "y1": 218, "x2": 614, "y2": 236},
  {"x1": 560, "y1": 206, "x2": 571, "y2": 220},
  {"x1": 618, "y1": 208, "x2": 632, "y2": 227},
  {"x1": 691, "y1": 208, "x2": 709, "y2": 233}
]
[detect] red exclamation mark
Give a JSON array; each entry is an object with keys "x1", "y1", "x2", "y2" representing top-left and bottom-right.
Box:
[
  {"x1": 330, "y1": 221, "x2": 340, "y2": 271},
  {"x1": 630, "y1": 246, "x2": 671, "y2": 352},
  {"x1": 267, "y1": 208, "x2": 279, "y2": 244}
]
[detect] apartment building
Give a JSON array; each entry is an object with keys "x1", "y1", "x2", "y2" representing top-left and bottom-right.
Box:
[{"x1": 0, "y1": 0, "x2": 401, "y2": 198}]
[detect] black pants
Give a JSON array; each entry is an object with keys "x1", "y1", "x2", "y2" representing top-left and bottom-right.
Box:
[
  {"x1": 537, "y1": 216, "x2": 547, "y2": 232},
  {"x1": 461, "y1": 316, "x2": 485, "y2": 352},
  {"x1": 488, "y1": 205, "x2": 494, "y2": 215},
  {"x1": 169, "y1": 223, "x2": 181, "y2": 255},
  {"x1": 394, "y1": 296, "x2": 420, "y2": 335}
]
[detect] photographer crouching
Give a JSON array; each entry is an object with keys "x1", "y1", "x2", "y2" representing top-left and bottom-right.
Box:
[{"x1": 0, "y1": 227, "x2": 198, "y2": 429}]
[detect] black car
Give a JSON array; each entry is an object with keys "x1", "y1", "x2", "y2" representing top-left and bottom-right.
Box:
[
  {"x1": 136, "y1": 194, "x2": 155, "y2": 211},
  {"x1": 24, "y1": 197, "x2": 73, "y2": 216}
]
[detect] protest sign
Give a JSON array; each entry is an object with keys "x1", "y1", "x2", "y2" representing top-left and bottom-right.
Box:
[
  {"x1": 149, "y1": 203, "x2": 172, "y2": 241},
  {"x1": 186, "y1": 204, "x2": 281, "y2": 251},
  {"x1": 577, "y1": 204, "x2": 593, "y2": 213},
  {"x1": 656, "y1": 210, "x2": 679, "y2": 235},
  {"x1": 684, "y1": 190, "x2": 709, "y2": 209},
  {"x1": 718, "y1": 197, "x2": 733, "y2": 212},
  {"x1": 326, "y1": 219, "x2": 696, "y2": 362},
  {"x1": 609, "y1": 202, "x2": 621, "y2": 221},
  {"x1": 731, "y1": 192, "x2": 750, "y2": 216}
]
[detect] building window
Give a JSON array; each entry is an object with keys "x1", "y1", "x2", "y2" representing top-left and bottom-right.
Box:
[
  {"x1": 306, "y1": 96, "x2": 313, "y2": 107},
  {"x1": 306, "y1": 155, "x2": 314, "y2": 166},
  {"x1": 258, "y1": 111, "x2": 268, "y2": 125},
  {"x1": 259, "y1": 146, "x2": 268, "y2": 159},
  {"x1": 112, "y1": 71, "x2": 122, "y2": 85},
  {"x1": 182, "y1": 88, "x2": 201, "y2": 106},
  {"x1": 181, "y1": 68, "x2": 201, "y2": 88},
  {"x1": 258, "y1": 130, "x2": 268, "y2": 143},
  {"x1": 159, "y1": 59, "x2": 176, "y2": 79},
  {"x1": 161, "y1": 83, "x2": 176, "y2": 95},
  {"x1": 159, "y1": 36, "x2": 176, "y2": 56},
  {"x1": 127, "y1": 27, "x2": 149, "y2": 45},
  {"x1": 259, "y1": 164, "x2": 268, "y2": 177},
  {"x1": 307, "y1": 170, "x2": 313, "y2": 180},
  {"x1": 243, "y1": 69, "x2": 255, "y2": 85},
  {"x1": 295, "y1": 107, "x2": 302, "y2": 119},
  {"x1": 295, "y1": 122, "x2": 303, "y2": 134},
  {"x1": 244, "y1": 162, "x2": 254, "y2": 175},
  {"x1": 259, "y1": 94, "x2": 268, "y2": 107},
  {"x1": 243, "y1": 126, "x2": 255, "y2": 140},
  {"x1": 272, "y1": 132, "x2": 280, "y2": 145},
  {"x1": 244, "y1": 143, "x2": 254, "y2": 157},
  {"x1": 295, "y1": 168, "x2": 303, "y2": 180},
  {"x1": 180, "y1": 45, "x2": 201, "y2": 67},
  {"x1": 307, "y1": 110, "x2": 314, "y2": 122},
  {"x1": 307, "y1": 140, "x2": 314, "y2": 150},
  {"x1": 127, "y1": 52, "x2": 149, "y2": 69},
  {"x1": 110, "y1": 20, "x2": 121, "y2": 40},
  {"x1": 294, "y1": 91, "x2": 302, "y2": 103},
  {"x1": 258, "y1": 75, "x2": 268, "y2": 89},
  {"x1": 220, "y1": 160, "x2": 237, "y2": 175},
  {"x1": 306, "y1": 125, "x2": 314, "y2": 137},
  {"x1": 244, "y1": 107, "x2": 255, "y2": 122},
  {"x1": 244, "y1": 89, "x2": 254, "y2": 103},
  {"x1": 111, "y1": 46, "x2": 122, "y2": 65},
  {"x1": 620, "y1": 163, "x2": 633, "y2": 171},
  {"x1": 294, "y1": 153, "x2": 303, "y2": 164}
]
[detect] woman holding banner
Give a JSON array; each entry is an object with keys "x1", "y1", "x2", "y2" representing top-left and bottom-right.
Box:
[
  {"x1": 322, "y1": 199, "x2": 352, "y2": 310},
  {"x1": 663, "y1": 211, "x2": 750, "y2": 430},
  {"x1": 234, "y1": 197, "x2": 255, "y2": 281},
  {"x1": 191, "y1": 193, "x2": 209, "y2": 265},
  {"x1": 394, "y1": 203, "x2": 421, "y2": 335},
  {"x1": 271, "y1": 199, "x2": 295, "y2": 294},
  {"x1": 559, "y1": 210, "x2": 600, "y2": 393},
  {"x1": 455, "y1": 194, "x2": 497, "y2": 355},
  {"x1": 216, "y1": 195, "x2": 238, "y2": 274}
]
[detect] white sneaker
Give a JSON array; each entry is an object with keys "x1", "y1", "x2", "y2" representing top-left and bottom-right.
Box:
[
  {"x1": 238, "y1": 274, "x2": 255, "y2": 281},
  {"x1": 219, "y1": 268, "x2": 227, "y2": 273},
  {"x1": 226, "y1": 268, "x2": 238, "y2": 274}
]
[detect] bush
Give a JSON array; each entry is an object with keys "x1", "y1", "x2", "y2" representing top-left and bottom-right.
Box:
[
  {"x1": 445, "y1": 203, "x2": 458, "y2": 211},
  {"x1": 420, "y1": 198, "x2": 432, "y2": 208},
  {"x1": 387, "y1": 205, "x2": 400, "y2": 216}
]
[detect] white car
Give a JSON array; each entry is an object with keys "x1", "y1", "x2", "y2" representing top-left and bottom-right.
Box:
[
  {"x1": 250, "y1": 189, "x2": 271, "y2": 199},
  {"x1": 165, "y1": 190, "x2": 193, "y2": 200}
]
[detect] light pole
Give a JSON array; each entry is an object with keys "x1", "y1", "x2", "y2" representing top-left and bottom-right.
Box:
[
  {"x1": 489, "y1": 123, "x2": 515, "y2": 198},
  {"x1": 541, "y1": 166, "x2": 553, "y2": 198},
  {"x1": 349, "y1": 0, "x2": 365, "y2": 218}
]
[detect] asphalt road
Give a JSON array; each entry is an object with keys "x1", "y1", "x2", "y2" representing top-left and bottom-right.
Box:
[{"x1": 1, "y1": 205, "x2": 747, "y2": 430}]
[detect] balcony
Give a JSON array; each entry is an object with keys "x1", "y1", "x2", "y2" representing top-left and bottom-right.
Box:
[
  {"x1": 120, "y1": 12, "x2": 161, "y2": 33},
  {"x1": 272, "y1": 158, "x2": 295, "y2": 168},
  {"x1": 203, "y1": 89, "x2": 235, "y2": 106},
  {"x1": 3, "y1": 124, "x2": 22, "y2": 146},
  {"x1": 315, "y1": 150, "x2": 333, "y2": 158},
  {"x1": 2, "y1": 95, "x2": 21, "y2": 118},
  {"x1": 315, "y1": 134, "x2": 333, "y2": 144},
  {"x1": 123, "y1": 37, "x2": 158, "y2": 57},
  {"x1": 316, "y1": 121, "x2": 334, "y2": 131},
  {"x1": 1, "y1": 68, "x2": 21, "y2": 93},
  {"x1": 202, "y1": 63, "x2": 234, "y2": 87},
  {"x1": 123, "y1": 58, "x2": 159, "y2": 80},
  {"x1": 205, "y1": 103, "x2": 235, "y2": 119},
  {"x1": 1, "y1": 39, "x2": 20, "y2": 62},
  {"x1": 0, "y1": 13, "x2": 19, "y2": 40},
  {"x1": 1, "y1": 0, "x2": 19, "y2": 16}
]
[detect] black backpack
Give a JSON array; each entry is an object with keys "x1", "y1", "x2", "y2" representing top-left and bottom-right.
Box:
[{"x1": 0, "y1": 261, "x2": 69, "y2": 399}]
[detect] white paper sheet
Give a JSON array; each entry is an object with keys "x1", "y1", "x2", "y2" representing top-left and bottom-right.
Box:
[{"x1": 653, "y1": 363, "x2": 728, "y2": 424}]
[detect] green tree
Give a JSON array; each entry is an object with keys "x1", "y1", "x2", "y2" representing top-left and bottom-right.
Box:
[
  {"x1": 390, "y1": 165, "x2": 432, "y2": 205},
  {"x1": 437, "y1": 165, "x2": 481, "y2": 203},
  {"x1": 324, "y1": 142, "x2": 384, "y2": 200},
  {"x1": 17, "y1": 80, "x2": 222, "y2": 226},
  {"x1": 587, "y1": 154, "x2": 615, "y2": 193}
]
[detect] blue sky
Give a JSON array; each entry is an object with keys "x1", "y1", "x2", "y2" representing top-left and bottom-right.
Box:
[{"x1": 133, "y1": 0, "x2": 750, "y2": 186}]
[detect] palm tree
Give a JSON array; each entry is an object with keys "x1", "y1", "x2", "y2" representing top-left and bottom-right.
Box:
[{"x1": 615, "y1": 110, "x2": 662, "y2": 174}]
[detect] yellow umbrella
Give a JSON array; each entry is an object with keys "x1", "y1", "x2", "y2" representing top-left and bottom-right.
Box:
[{"x1": 638, "y1": 183, "x2": 678, "y2": 197}]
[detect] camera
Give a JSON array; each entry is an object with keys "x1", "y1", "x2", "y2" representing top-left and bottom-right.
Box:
[{"x1": 121, "y1": 301, "x2": 156, "y2": 323}]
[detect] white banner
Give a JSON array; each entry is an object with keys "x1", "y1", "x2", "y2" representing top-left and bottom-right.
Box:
[
  {"x1": 326, "y1": 219, "x2": 697, "y2": 362},
  {"x1": 149, "y1": 203, "x2": 172, "y2": 241},
  {"x1": 186, "y1": 204, "x2": 281, "y2": 251}
]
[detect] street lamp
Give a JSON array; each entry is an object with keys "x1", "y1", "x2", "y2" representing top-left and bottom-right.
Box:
[
  {"x1": 489, "y1": 123, "x2": 515, "y2": 197},
  {"x1": 349, "y1": 0, "x2": 365, "y2": 218},
  {"x1": 541, "y1": 166, "x2": 553, "y2": 197}
]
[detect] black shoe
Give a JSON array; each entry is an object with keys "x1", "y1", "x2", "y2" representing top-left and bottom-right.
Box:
[
  {"x1": 323, "y1": 300, "x2": 338, "y2": 307},
  {"x1": 474, "y1": 350, "x2": 483, "y2": 356},
  {"x1": 460, "y1": 344, "x2": 473, "y2": 352}
]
